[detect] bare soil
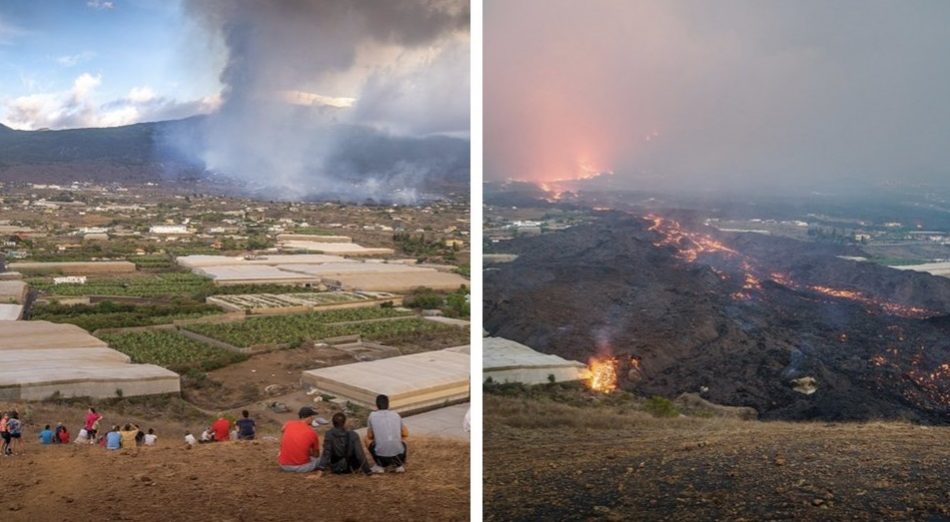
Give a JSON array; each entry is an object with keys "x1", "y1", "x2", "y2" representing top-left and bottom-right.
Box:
[
  {"x1": 484, "y1": 394, "x2": 950, "y2": 521},
  {"x1": 0, "y1": 401, "x2": 468, "y2": 521}
]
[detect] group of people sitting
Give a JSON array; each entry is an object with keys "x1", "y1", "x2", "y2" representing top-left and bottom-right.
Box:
[
  {"x1": 69, "y1": 408, "x2": 157, "y2": 449},
  {"x1": 37, "y1": 423, "x2": 71, "y2": 444},
  {"x1": 278, "y1": 394, "x2": 408, "y2": 476},
  {"x1": 184, "y1": 409, "x2": 256, "y2": 445}
]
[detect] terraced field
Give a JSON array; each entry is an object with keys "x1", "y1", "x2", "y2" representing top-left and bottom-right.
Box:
[
  {"x1": 98, "y1": 330, "x2": 248, "y2": 373},
  {"x1": 185, "y1": 311, "x2": 457, "y2": 348}
]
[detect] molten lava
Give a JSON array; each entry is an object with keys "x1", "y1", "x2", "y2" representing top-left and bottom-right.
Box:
[{"x1": 586, "y1": 357, "x2": 618, "y2": 393}]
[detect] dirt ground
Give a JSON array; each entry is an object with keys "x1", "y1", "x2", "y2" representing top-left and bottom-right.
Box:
[
  {"x1": 0, "y1": 402, "x2": 469, "y2": 521},
  {"x1": 485, "y1": 395, "x2": 950, "y2": 521}
]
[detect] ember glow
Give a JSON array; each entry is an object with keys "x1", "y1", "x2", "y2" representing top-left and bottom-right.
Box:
[
  {"x1": 646, "y1": 214, "x2": 740, "y2": 263},
  {"x1": 645, "y1": 214, "x2": 939, "y2": 319},
  {"x1": 586, "y1": 357, "x2": 618, "y2": 393},
  {"x1": 808, "y1": 285, "x2": 935, "y2": 319}
]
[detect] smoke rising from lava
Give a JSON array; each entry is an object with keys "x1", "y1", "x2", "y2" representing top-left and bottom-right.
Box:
[
  {"x1": 486, "y1": 0, "x2": 950, "y2": 195},
  {"x1": 178, "y1": 0, "x2": 469, "y2": 202}
]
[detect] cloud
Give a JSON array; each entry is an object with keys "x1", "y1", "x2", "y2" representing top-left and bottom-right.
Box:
[
  {"x1": 86, "y1": 1, "x2": 115, "y2": 10},
  {"x1": 0, "y1": 17, "x2": 27, "y2": 45},
  {"x1": 0, "y1": 74, "x2": 219, "y2": 130},
  {"x1": 56, "y1": 51, "x2": 97, "y2": 67}
]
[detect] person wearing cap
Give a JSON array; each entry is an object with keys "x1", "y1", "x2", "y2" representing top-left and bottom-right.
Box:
[
  {"x1": 366, "y1": 394, "x2": 409, "y2": 473},
  {"x1": 278, "y1": 407, "x2": 322, "y2": 473}
]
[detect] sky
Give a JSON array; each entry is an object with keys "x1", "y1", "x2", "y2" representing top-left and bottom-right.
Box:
[
  {"x1": 485, "y1": 0, "x2": 950, "y2": 194},
  {"x1": 0, "y1": 1, "x2": 470, "y2": 201},
  {"x1": 0, "y1": 0, "x2": 223, "y2": 129}
]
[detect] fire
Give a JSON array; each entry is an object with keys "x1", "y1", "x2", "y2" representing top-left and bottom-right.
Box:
[
  {"x1": 646, "y1": 214, "x2": 740, "y2": 263},
  {"x1": 586, "y1": 357, "x2": 618, "y2": 393}
]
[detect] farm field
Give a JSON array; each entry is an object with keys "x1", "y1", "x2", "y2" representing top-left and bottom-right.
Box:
[
  {"x1": 186, "y1": 312, "x2": 459, "y2": 348},
  {"x1": 98, "y1": 330, "x2": 248, "y2": 373},
  {"x1": 31, "y1": 301, "x2": 223, "y2": 331},
  {"x1": 208, "y1": 290, "x2": 399, "y2": 312},
  {"x1": 29, "y1": 272, "x2": 331, "y2": 300}
]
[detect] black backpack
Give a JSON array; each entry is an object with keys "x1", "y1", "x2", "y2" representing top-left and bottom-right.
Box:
[{"x1": 329, "y1": 432, "x2": 352, "y2": 474}]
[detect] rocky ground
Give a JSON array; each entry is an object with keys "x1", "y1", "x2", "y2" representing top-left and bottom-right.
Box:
[
  {"x1": 0, "y1": 400, "x2": 468, "y2": 521},
  {"x1": 484, "y1": 393, "x2": 950, "y2": 521},
  {"x1": 485, "y1": 211, "x2": 950, "y2": 422}
]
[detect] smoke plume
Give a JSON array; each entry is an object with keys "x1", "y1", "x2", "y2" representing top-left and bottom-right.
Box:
[{"x1": 180, "y1": 0, "x2": 469, "y2": 201}]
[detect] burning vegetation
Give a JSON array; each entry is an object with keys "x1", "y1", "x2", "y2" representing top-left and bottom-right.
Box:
[{"x1": 585, "y1": 357, "x2": 618, "y2": 393}]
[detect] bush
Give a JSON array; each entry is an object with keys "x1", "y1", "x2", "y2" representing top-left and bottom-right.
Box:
[{"x1": 643, "y1": 396, "x2": 680, "y2": 418}]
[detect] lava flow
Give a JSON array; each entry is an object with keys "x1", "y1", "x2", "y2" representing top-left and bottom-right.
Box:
[
  {"x1": 646, "y1": 214, "x2": 740, "y2": 262},
  {"x1": 586, "y1": 356, "x2": 618, "y2": 393},
  {"x1": 645, "y1": 213, "x2": 939, "y2": 319},
  {"x1": 808, "y1": 285, "x2": 935, "y2": 319}
]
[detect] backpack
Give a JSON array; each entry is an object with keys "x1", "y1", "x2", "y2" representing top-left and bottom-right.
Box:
[{"x1": 329, "y1": 432, "x2": 352, "y2": 474}]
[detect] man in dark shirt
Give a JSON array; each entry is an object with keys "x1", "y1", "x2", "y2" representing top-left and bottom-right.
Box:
[
  {"x1": 317, "y1": 412, "x2": 372, "y2": 475},
  {"x1": 236, "y1": 410, "x2": 256, "y2": 440}
]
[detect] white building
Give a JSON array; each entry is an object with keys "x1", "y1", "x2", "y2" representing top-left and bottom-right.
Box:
[
  {"x1": 149, "y1": 225, "x2": 193, "y2": 235},
  {"x1": 53, "y1": 276, "x2": 87, "y2": 285}
]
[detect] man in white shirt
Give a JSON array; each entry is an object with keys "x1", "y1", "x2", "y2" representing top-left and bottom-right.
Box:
[
  {"x1": 366, "y1": 394, "x2": 408, "y2": 473},
  {"x1": 144, "y1": 428, "x2": 158, "y2": 446}
]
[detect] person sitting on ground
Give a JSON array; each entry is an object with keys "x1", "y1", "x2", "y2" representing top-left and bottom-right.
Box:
[
  {"x1": 74, "y1": 428, "x2": 89, "y2": 444},
  {"x1": 105, "y1": 426, "x2": 121, "y2": 450},
  {"x1": 317, "y1": 412, "x2": 371, "y2": 475},
  {"x1": 134, "y1": 424, "x2": 145, "y2": 446},
  {"x1": 38, "y1": 424, "x2": 54, "y2": 445},
  {"x1": 84, "y1": 408, "x2": 102, "y2": 444},
  {"x1": 144, "y1": 428, "x2": 157, "y2": 446},
  {"x1": 119, "y1": 424, "x2": 138, "y2": 449},
  {"x1": 184, "y1": 431, "x2": 197, "y2": 446},
  {"x1": 53, "y1": 423, "x2": 65, "y2": 444},
  {"x1": 277, "y1": 407, "x2": 321, "y2": 473},
  {"x1": 199, "y1": 427, "x2": 215, "y2": 443},
  {"x1": 212, "y1": 415, "x2": 230, "y2": 442},
  {"x1": 7, "y1": 412, "x2": 23, "y2": 455},
  {"x1": 57, "y1": 424, "x2": 70, "y2": 444},
  {"x1": 235, "y1": 410, "x2": 256, "y2": 440},
  {"x1": 367, "y1": 394, "x2": 408, "y2": 473}
]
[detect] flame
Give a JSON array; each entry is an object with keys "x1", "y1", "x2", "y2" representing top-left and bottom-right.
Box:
[
  {"x1": 585, "y1": 357, "x2": 618, "y2": 393},
  {"x1": 647, "y1": 214, "x2": 740, "y2": 263}
]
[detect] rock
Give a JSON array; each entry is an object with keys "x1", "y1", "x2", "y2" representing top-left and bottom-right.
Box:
[
  {"x1": 791, "y1": 377, "x2": 818, "y2": 395},
  {"x1": 136, "y1": 474, "x2": 151, "y2": 482},
  {"x1": 775, "y1": 457, "x2": 786, "y2": 466},
  {"x1": 812, "y1": 498, "x2": 825, "y2": 507},
  {"x1": 270, "y1": 401, "x2": 290, "y2": 413},
  {"x1": 264, "y1": 384, "x2": 286, "y2": 396}
]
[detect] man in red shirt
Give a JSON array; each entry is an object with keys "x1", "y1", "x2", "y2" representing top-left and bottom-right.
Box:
[
  {"x1": 278, "y1": 407, "x2": 321, "y2": 472},
  {"x1": 211, "y1": 416, "x2": 231, "y2": 442}
]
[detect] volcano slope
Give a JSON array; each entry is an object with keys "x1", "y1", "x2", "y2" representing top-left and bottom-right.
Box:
[{"x1": 484, "y1": 211, "x2": 950, "y2": 422}]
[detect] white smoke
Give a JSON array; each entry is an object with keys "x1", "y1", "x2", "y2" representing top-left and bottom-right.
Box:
[{"x1": 180, "y1": 0, "x2": 470, "y2": 202}]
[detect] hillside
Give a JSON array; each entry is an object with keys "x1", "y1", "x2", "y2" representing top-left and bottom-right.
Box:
[
  {"x1": 485, "y1": 211, "x2": 950, "y2": 422},
  {"x1": 0, "y1": 118, "x2": 206, "y2": 184},
  {"x1": 0, "y1": 399, "x2": 468, "y2": 521},
  {"x1": 484, "y1": 391, "x2": 950, "y2": 521},
  {"x1": 0, "y1": 119, "x2": 470, "y2": 196}
]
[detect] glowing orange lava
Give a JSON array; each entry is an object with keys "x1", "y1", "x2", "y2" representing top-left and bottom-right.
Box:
[
  {"x1": 646, "y1": 214, "x2": 740, "y2": 262},
  {"x1": 586, "y1": 357, "x2": 618, "y2": 393}
]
